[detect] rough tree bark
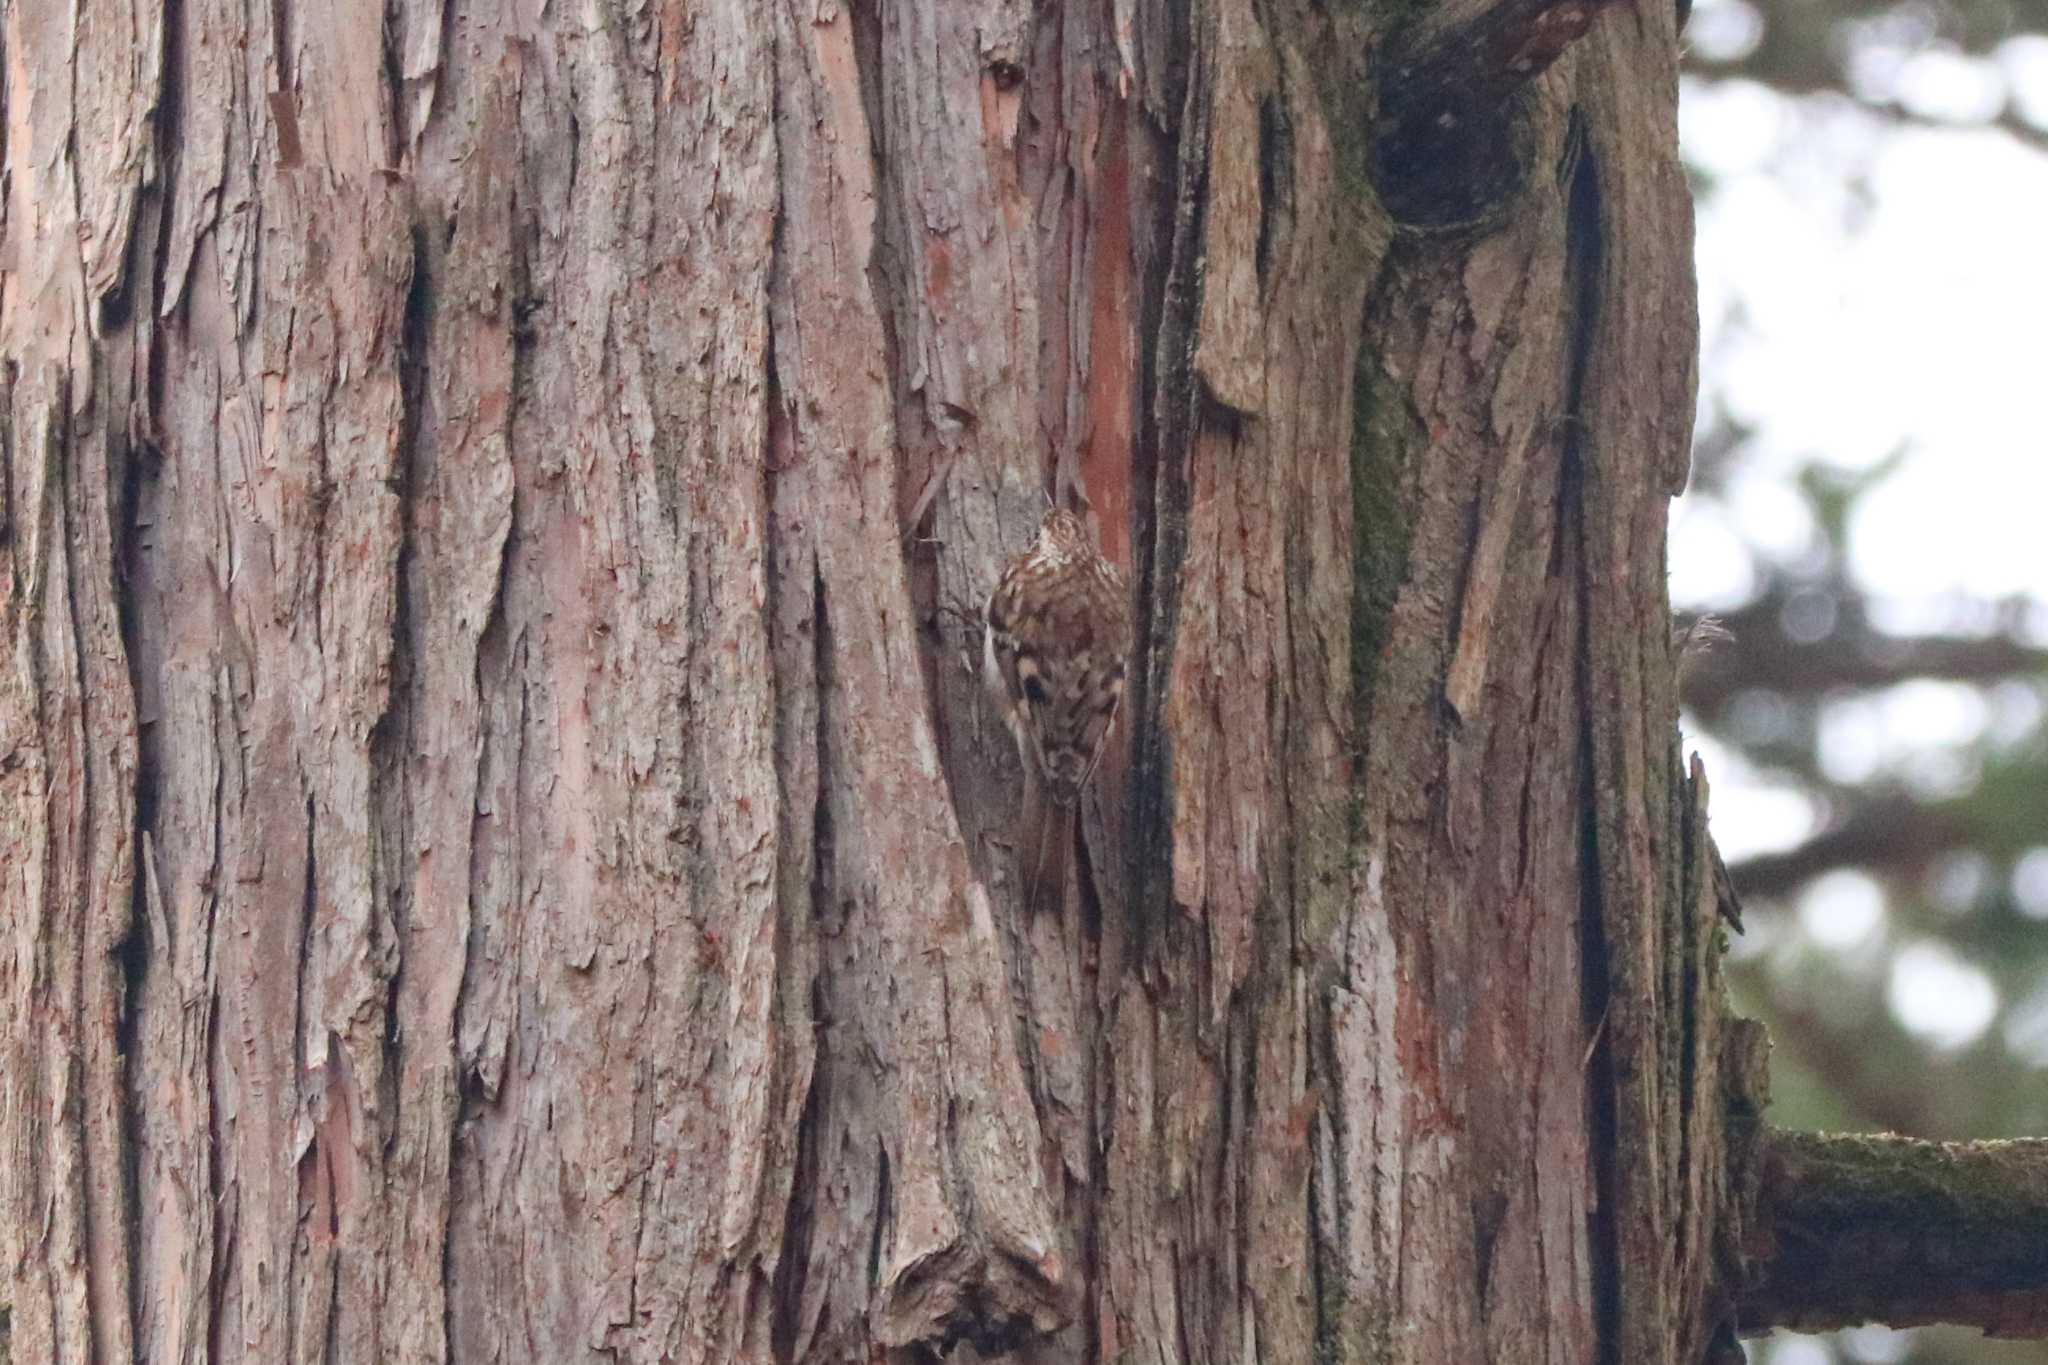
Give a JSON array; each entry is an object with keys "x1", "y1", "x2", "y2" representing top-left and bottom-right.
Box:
[{"x1": 2, "y1": 0, "x2": 1745, "y2": 1363}]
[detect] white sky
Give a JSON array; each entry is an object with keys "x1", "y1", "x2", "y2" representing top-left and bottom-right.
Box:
[{"x1": 1673, "y1": 81, "x2": 2048, "y2": 613}]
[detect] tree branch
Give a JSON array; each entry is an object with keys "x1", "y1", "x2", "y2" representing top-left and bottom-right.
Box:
[
  {"x1": 1744, "y1": 1129, "x2": 2048, "y2": 1336},
  {"x1": 1726, "y1": 766, "x2": 2048, "y2": 901},
  {"x1": 1727, "y1": 792, "x2": 1962, "y2": 899},
  {"x1": 1681, "y1": 606, "x2": 2048, "y2": 722},
  {"x1": 1687, "y1": 51, "x2": 2048, "y2": 159}
]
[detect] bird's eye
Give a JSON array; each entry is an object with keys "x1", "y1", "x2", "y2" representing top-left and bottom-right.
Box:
[{"x1": 1023, "y1": 675, "x2": 1049, "y2": 706}]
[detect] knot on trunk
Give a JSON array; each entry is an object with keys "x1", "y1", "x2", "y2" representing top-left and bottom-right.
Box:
[{"x1": 1371, "y1": 0, "x2": 1632, "y2": 226}]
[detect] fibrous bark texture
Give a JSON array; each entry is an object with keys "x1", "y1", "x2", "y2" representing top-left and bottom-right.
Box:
[{"x1": 1, "y1": 0, "x2": 1718, "y2": 1363}]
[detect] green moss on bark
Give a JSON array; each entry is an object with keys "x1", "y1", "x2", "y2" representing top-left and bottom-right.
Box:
[
  {"x1": 1747, "y1": 1129, "x2": 2048, "y2": 1334},
  {"x1": 1347, "y1": 349, "x2": 1421, "y2": 761}
]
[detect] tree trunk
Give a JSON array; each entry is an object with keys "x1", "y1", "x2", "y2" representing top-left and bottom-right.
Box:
[{"x1": 1, "y1": 1, "x2": 1726, "y2": 1362}]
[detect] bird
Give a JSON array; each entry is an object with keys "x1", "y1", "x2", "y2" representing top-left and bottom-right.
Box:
[{"x1": 984, "y1": 505, "x2": 1133, "y2": 911}]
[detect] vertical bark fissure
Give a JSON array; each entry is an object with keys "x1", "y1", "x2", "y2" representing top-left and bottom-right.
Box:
[
  {"x1": 1129, "y1": 7, "x2": 1208, "y2": 945},
  {"x1": 301, "y1": 787, "x2": 336, "y2": 1362},
  {"x1": 201, "y1": 687, "x2": 226, "y2": 1363},
  {"x1": 1575, "y1": 613, "x2": 1622, "y2": 1365},
  {"x1": 1673, "y1": 767, "x2": 1706, "y2": 1278},
  {"x1": 290, "y1": 790, "x2": 316, "y2": 1237},
  {"x1": 1124, "y1": 10, "x2": 1182, "y2": 826},
  {"x1": 1559, "y1": 122, "x2": 1622, "y2": 1365},
  {"x1": 51, "y1": 397, "x2": 101, "y2": 1365},
  {"x1": 378, "y1": 212, "x2": 430, "y2": 1122},
  {"x1": 268, "y1": 0, "x2": 292, "y2": 99},
  {"x1": 1562, "y1": 10, "x2": 1707, "y2": 1355},
  {"x1": 313, "y1": 1246, "x2": 336, "y2": 1365},
  {"x1": 111, "y1": 369, "x2": 159, "y2": 1364},
  {"x1": 768, "y1": 1007, "x2": 825, "y2": 1364}
]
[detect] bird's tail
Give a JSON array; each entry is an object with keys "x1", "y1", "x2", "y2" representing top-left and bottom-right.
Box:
[{"x1": 1018, "y1": 782, "x2": 1075, "y2": 916}]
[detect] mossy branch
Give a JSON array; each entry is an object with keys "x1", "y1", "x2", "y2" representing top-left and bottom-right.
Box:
[{"x1": 1742, "y1": 1128, "x2": 2048, "y2": 1336}]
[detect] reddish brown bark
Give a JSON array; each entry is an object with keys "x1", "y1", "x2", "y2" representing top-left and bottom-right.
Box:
[{"x1": 2, "y1": 1, "x2": 1730, "y2": 1363}]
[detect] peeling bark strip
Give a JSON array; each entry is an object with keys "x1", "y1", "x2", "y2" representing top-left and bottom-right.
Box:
[
  {"x1": 1, "y1": 1, "x2": 1735, "y2": 1365},
  {"x1": 1745, "y1": 1130, "x2": 2048, "y2": 1337}
]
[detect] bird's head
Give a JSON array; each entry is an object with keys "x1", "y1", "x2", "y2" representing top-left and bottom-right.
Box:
[{"x1": 1034, "y1": 507, "x2": 1093, "y2": 561}]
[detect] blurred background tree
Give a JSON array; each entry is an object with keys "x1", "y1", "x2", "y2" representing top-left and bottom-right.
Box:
[{"x1": 1677, "y1": 2, "x2": 2048, "y2": 1362}]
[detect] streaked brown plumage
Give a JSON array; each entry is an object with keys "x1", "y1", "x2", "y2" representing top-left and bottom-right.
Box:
[
  {"x1": 985, "y1": 508, "x2": 1132, "y2": 803},
  {"x1": 985, "y1": 507, "x2": 1132, "y2": 909}
]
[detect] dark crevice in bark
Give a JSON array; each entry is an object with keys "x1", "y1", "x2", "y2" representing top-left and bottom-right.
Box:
[
  {"x1": 365, "y1": 222, "x2": 431, "y2": 1194},
  {"x1": 201, "y1": 752, "x2": 226, "y2": 1365},
  {"x1": 1674, "y1": 770, "x2": 1711, "y2": 1294},
  {"x1": 321, "y1": 1236, "x2": 342, "y2": 1365},
  {"x1": 1715, "y1": 1019, "x2": 1771, "y2": 1355},
  {"x1": 1575, "y1": 583, "x2": 1620, "y2": 1365},
  {"x1": 1067, "y1": 803, "x2": 1103, "y2": 945},
  {"x1": 1558, "y1": 111, "x2": 1604, "y2": 579},
  {"x1": 115, "y1": 302, "x2": 162, "y2": 1079},
  {"x1": 757, "y1": 217, "x2": 821, "y2": 1361},
  {"x1": 1129, "y1": 4, "x2": 1205, "y2": 949},
  {"x1": 110, "y1": 933, "x2": 146, "y2": 1339},
  {"x1": 1079, "y1": 991, "x2": 1107, "y2": 1365},
  {"x1": 0, "y1": 373, "x2": 13, "y2": 551},
  {"x1": 769, "y1": 1019, "x2": 824, "y2": 1365},
  {"x1": 196, "y1": 634, "x2": 228, "y2": 1363},
  {"x1": 507, "y1": 205, "x2": 543, "y2": 387},
  {"x1": 288, "y1": 796, "x2": 314, "y2": 1148},
  {"x1": 52, "y1": 395, "x2": 90, "y2": 882},
  {"x1": 96, "y1": 256, "x2": 136, "y2": 336},
  {"x1": 1254, "y1": 91, "x2": 1292, "y2": 293},
  {"x1": 1516, "y1": 597, "x2": 1565, "y2": 889},
  {"x1": 841, "y1": 0, "x2": 898, "y2": 472},
  {"x1": 461, "y1": 466, "x2": 520, "y2": 1106},
  {"x1": 42, "y1": 403, "x2": 88, "y2": 1365},
  {"x1": 1553, "y1": 107, "x2": 1588, "y2": 201},
  {"x1": 1472, "y1": 1186, "x2": 1509, "y2": 1308},
  {"x1": 53, "y1": 392, "x2": 125, "y2": 1365},
  {"x1": 1228, "y1": 984, "x2": 1258, "y2": 1355},
  {"x1": 843, "y1": 0, "x2": 883, "y2": 182},
  {"x1": 427, "y1": 0, "x2": 458, "y2": 139},
  {"x1": 563, "y1": 107, "x2": 582, "y2": 203},
  {"x1": 96, "y1": 10, "x2": 171, "y2": 342},
  {"x1": 377, "y1": 0, "x2": 409, "y2": 169},
  {"x1": 0, "y1": 15, "x2": 9, "y2": 213},
  {"x1": 268, "y1": 0, "x2": 293, "y2": 91},
  {"x1": 1560, "y1": 115, "x2": 1617, "y2": 1365},
  {"x1": 111, "y1": 363, "x2": 156, "y2": 1351},
  {"x1": 1307, "y1": 996, "x2": 1338, "y2": 1363},
  {"x1": 455, "y1": 212, "x2": 523, "y2": 1099},
  {"x1": 867, "y1": 1140, "x2": 892, "y2": 1299},
  {"x1": 286, "y1": 794, "x2": 319, "y2": 1363},
  {"x1": 776, "y1": 551, "x2": 837, "y2": 1359}
]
